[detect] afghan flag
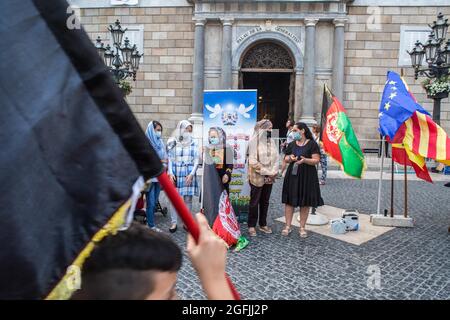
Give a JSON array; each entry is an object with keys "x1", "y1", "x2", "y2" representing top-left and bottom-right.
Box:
[
  {"x1": 201, "y1": 155, "x2": 248, "y2": 250},
  {"x1": 0, "y1": 0, "x2": 163, "y2": 299},
  {"x1": 320, "y1": 85, "x2": 365, "y2": 178}
]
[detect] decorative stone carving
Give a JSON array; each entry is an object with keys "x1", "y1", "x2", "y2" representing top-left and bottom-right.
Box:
[{"x1": 241, "y1": 42, "x2": 294, "y2": 69}]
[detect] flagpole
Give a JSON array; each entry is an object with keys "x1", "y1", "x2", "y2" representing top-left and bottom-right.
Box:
[
  {"x1": 376, "y1": 136, "x2": 385, "y2": 215},
  {"x1": 200, "y1": 150, "x2": 205, "y2": 211},
  {"x1": 404, "y1": 157, "x2": 408, "y2": 218},
  {"x1": 158, "y1": 172, "x2": 240, "y2": 300},
  {"x1": 390, "y1": 151, "x2": 394, "y2": 218},
  {"x1": 400, "y1": 68, "x2": 408, "y2": 219}
]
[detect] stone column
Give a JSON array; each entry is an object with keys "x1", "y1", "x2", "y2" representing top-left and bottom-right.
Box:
[
  {"x1": 232, "y1": 70, "x2": 239, "y2": 89},
  {"x1": 332, "y1": 18, "x2": 347, "y2": 101},
  {"x1": 294, "y1": 71, "x2": 302, "y2": 121},
  {"x1": 301, "y1": 18, "x2": 319, "y2": 125},
  {"x1": 220, "y1": 18, "x2": 233, "y2": 89},
  {"x1": 190, "y1": 18, "x2": 206, "y2": 141}
]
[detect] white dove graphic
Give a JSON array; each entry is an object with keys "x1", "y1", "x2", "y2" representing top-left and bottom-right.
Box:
[
  {"x1": 205, "y1": 104, "x2": 222, "y2": 118},
  {"x1": 237, "y1": 103, "x2": 255, "y2": 118}
]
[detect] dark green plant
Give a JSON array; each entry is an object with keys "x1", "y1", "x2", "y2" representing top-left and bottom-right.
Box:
[{"x1": 119, "y1": 80, "x2": 132, "y2": 96}]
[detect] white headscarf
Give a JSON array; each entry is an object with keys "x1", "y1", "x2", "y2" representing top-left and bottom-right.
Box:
[{"x1": 168, "y1": 120, "x2": 193, "y2": 150}]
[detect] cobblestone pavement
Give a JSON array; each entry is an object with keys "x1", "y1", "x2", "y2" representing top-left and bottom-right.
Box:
[{"x1": 154, "y1": 176, "x2": 450, "y2": 300}]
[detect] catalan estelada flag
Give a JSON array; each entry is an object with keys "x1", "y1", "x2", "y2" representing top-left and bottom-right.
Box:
[
  {"x1": 0, "y1": 0, "x2": 163, "y2": 299},
  {"x1": 320, "y1": 85, "x2": 365, "y2": 179}
]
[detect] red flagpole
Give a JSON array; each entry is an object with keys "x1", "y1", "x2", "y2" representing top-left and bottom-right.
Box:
[{"x1": 158, "y1": 172, "x2": 241, "y2": 300}]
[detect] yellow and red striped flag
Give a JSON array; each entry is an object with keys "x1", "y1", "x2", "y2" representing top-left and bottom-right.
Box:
[
  {"x1": 403, "y1": 111, "x2": 450, "y2": 166},
  {"x1": 390, "y1": 123, "x2": 432, "y2": 183},
  {"x1": 379, "y1": 71, "x2": 449, "y2": 182}
]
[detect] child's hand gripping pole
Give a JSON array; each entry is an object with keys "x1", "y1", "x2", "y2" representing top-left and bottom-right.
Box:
[{"x1": 157, "y1": 171, "x2": 241, "y2": 300}]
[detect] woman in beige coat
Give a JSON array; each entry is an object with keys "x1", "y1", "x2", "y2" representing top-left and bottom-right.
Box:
[{"x1": 247, "y1": 119, "x2": 279, "y2": 237}]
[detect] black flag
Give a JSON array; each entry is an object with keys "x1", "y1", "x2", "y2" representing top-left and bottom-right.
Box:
[
  {"x1": 0, "y1": 0, "x2": 162, "y2": 299},
  {"x1": 202, "y1": 155, "x2": 241, "y2": 247},
  {"x1": 319, "y1": 84, "x2": 333, "y2": 141}
]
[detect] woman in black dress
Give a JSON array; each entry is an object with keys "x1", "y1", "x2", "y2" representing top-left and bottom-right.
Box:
[{"x1": 281, "y1": 122, "x2": 324, "y2": 238}]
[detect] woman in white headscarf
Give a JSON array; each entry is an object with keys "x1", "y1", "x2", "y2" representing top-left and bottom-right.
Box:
[{"x1": 166, "y1": 120, "x2": 200, "y2": 233}]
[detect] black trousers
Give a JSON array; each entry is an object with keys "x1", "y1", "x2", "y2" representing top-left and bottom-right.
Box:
[{"x1": 248, "y1": 183, "x2": 273, "y2": 228}]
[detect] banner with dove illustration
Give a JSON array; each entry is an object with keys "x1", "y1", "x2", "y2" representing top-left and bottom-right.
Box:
[{"x1": 203, "y1": 90, "x2": 257, "y2": 220}]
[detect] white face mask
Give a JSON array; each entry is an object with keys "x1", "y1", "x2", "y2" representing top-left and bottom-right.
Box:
[{"x1": 181, "y1": 131, "x2": 191, "y2": 142}]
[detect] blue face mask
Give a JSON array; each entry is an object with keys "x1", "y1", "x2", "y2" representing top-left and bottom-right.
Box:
[
  {"x1": 209, "y1": 137, "x2": 219, "y2": 145},
  {"x1": 155, "y1": 131, "x2": 162, "y2": 139},
  {"x1": 291, "y1": 132, "x2": 301, "y2": 141}
]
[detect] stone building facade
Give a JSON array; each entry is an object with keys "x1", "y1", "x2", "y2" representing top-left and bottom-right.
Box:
[{"x1": 72, "y1": 0, "x2": 450, "y2": 147}]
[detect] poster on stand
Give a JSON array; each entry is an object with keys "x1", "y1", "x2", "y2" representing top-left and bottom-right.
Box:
[{"x1": 203, "y1": 90, "x2": 257, "y2": 221}]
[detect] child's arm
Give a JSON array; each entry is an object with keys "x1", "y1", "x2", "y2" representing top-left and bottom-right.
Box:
[{"x1": 186, "y1": 213, "x2": 234, "y2": 300}]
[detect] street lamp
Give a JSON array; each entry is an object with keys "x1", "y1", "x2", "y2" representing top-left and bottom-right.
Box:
[
  {"x1": 121, "y1": 38, "x2": 134, "y2": 66},
  {"x1": 95, "y1": 19, "x2": 142, "y2": 84},
  {"x1": 131, "y1": 49, "x2": 143, "y2": 72},
  {"x1": 444, "y1": 39, "x2": 450, "y2": 64},
  {"x1": 95, "y1": 36, "x2": 106, "y2": 64},
  {"x1": 103, "y1": 44, "x2": 114, "y2": 68},
  {"x1": 408, "y1": 12, "x2": 450, "y2": 125},
  {"x1": 108, "y1": 19, "x2": 125, "y2": 46},
  {"x1": 423, "y1": 33, "x2": 440, "y2": 62},
  {"x1": 431, "y1": 12, "x2": 449, "y2": 41},
  {"x1": 408, "y1": 41, "x2": 425, "y2": 69}
]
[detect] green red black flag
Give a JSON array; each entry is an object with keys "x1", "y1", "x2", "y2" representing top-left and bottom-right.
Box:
[
  {"x1": 202, "y1": 153, "x2": 248, "y2": 250},
  {"x1": 0, "y1": 0, "x2": 162, "y2": 299},
  {"x1": 320, "y1": 85, "x2": 365, "y2": 179}
]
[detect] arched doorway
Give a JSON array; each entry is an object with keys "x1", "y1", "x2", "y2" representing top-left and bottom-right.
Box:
[{"x1": 239, "y1": 41, "x2": 295, "y2": 137}]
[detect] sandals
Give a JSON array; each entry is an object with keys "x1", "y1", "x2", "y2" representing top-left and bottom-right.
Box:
[
  {"x1": 258, "y1": 226, "x2": 273, "y2": 234},
  {"x1": 281, "y1": 226, "x2": 292, "y2": 236},
  {"x1": 169, "y1": 224, "x2": 177, "y2": 233},
  {"x1": 249, "y1": 226, "x2": 272, "y2": 236},
  {"x1": 299, "y1": 227, "x2": 308, "y2": 238}
]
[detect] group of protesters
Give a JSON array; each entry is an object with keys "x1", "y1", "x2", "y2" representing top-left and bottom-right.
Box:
[
  {"x1": 143, "y1": 117, "x2": 328, "y2": 239},
  {"x1": 73, "y1": 117, "x2": 331, "y2": 300}
]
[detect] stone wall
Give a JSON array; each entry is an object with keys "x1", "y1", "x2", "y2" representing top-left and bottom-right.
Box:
[
  {"x1": 80, "y1": 6, "x2": 194, "y2": 133},
  {"x1": 78, "y1": 4, "x2": 450, "y2": 144},
  {"x1": 343, "y1": 5, "x2": 450, "y2": 146}
]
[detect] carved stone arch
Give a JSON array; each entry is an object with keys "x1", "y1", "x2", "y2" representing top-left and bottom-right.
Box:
[
  {"x1": 241, "y1": 42, "x2": 294, "y2": 70},
  {"x1": 232, "y1": 31, "x2": 304, "y2": 72}
]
